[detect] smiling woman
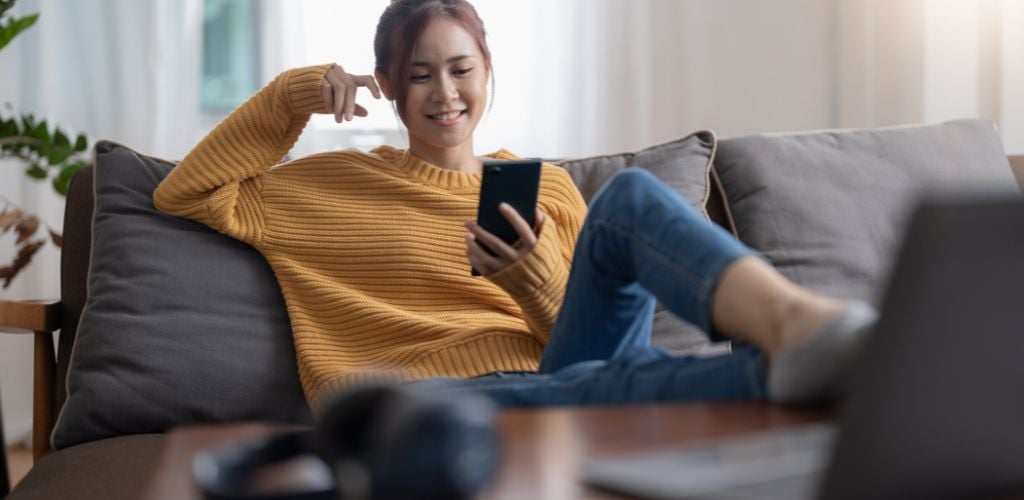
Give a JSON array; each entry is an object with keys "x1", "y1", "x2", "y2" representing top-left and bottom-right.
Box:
[
  {"x1": 376, "y1": 15, "x2": 491, "y2": 172},
  {"x1": 151, "y1": 0, "x2": 877, "y2": 418}
]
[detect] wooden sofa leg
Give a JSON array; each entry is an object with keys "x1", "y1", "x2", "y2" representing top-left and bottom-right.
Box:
[{"x1": 32, "y1": 331, "x2": 55, "y2": 462}]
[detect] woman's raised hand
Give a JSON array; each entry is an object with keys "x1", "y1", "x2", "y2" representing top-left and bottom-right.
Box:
[{"x1": 320, "y1": 64, "x2": 382, "y2": 123}]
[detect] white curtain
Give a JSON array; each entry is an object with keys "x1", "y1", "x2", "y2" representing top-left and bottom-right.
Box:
[
  {"x1": 837, "y1": 0, "x2": 1024, "y2": 152},
  {"x1": 0, "y1": 0, "x2": 203, "y2": 445},
  {"x1": 482, "y1": 0, "x2": 1024, "y2": 156}
]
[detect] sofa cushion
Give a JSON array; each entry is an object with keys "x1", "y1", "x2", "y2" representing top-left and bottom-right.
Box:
[
  {"x1": 52, "y1": 142, "x2": 311, "y2": 450},
  {"x1": 9, "y1": 434, "x2": 165, "y2": 500},
  {"x1": 714, "y1": 119, "x2": 1021, "y2": 303},
  {"x1": 554, "y1": 130, "x2": 715, "y2": 218},
  {"x1": 554, "y1": 130, "x2": 728, "y2": 356}
]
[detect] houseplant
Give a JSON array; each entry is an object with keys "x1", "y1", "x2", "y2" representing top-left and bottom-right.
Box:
[{"x1": 0, "y1": 0, "x2": 90, "y2": 288}]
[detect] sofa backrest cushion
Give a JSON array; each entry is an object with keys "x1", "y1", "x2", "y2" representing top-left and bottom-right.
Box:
[
  {"x1": 713, "y1": 119, "x2": 1021, "y2": 304},
  {"x1": 553, "y1": 130, "x2": 728, "y2": 356},
  {"x1": 52, "y1": 142, "x2": 311, "y2": 450}
]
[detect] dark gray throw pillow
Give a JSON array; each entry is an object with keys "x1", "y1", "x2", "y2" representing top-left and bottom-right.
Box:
[
  {"x1": 714, "y1": 119, "x2": 1020, "y2": 304},
  {"x1": 52, "y1": 142, "x2": 310, "y2": 450},
  {"x1": 554, "y1": 130, "x2": 729, "y2": 356}
]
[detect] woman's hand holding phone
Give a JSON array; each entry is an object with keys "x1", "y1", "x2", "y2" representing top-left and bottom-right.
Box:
[
  {"x1": 320, "y1": 63, "x2": 381, "y2": 123},
  {"x1": 465, "y1": 205, "x2": 546, "y2": 276}
]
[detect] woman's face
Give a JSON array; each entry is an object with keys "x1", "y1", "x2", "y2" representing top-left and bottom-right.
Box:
[{"x1": 400, "y1": 17, "x2": 488, "y2": 158}]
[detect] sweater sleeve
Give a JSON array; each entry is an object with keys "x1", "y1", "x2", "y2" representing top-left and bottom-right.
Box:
[
  {"x1": 486, "y1": 169, "x2": 588, "y2": 344},
  {"x1": 153, "y1": 64, "x2": 332, "y2": 247}
]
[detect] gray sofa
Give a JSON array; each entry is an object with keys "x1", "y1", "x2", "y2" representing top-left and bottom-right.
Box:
[{"x1": 2, "y1": 120, "x2": 1022, "y2": 499}]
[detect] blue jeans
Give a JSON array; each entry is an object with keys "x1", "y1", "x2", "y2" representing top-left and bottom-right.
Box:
[{"x1": 409, "y1": 169, "x2": 767, "y2": 406}]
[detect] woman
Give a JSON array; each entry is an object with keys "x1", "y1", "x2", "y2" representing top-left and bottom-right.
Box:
[{"x1": 155, "y1": 0, "x2": 875, "y2": 412}]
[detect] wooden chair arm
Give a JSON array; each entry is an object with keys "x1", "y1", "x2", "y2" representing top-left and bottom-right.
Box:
[
  {"x1": 0, "y1": 299, "x2": 61, "y2": 462},
  {"x1": 0, "y1": 299, "x2": 61, "y2": 334},
  {"x1": 1009, "y1": 155, "x2": 1024, "y2": 191}
]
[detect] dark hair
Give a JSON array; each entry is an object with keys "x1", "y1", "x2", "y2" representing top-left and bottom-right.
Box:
[{"x1": 374, "y1": 0, "x2": 492, "y2": 120}]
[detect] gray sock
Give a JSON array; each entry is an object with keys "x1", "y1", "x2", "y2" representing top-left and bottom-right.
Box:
[{"x1": 768, "y1": 301, "x2": 878, "y2": 404}]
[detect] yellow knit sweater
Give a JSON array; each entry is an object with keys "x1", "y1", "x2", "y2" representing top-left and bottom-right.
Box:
[{"x1": 154, "y1": 65, "x2": 588, "y2": 410}]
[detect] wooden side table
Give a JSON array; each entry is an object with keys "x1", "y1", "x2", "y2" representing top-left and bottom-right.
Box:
[{"x1": 143, "y1": 403, "x2": 829, "y2": 500}]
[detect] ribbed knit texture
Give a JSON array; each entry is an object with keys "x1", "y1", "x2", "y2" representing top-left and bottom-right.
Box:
[{"x1": 154, "y1": 65, "x2": 588, "y2": 411}]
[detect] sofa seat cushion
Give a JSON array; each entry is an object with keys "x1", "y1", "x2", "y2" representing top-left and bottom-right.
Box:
[{"x1": 9, "y1": 434, "x2": 165, "y2": 500}]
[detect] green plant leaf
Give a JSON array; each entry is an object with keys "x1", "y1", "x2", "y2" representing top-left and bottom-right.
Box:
[
  {"x1": 46, "y1": 147, "x2": 71, "y2": 165},
  {"x1": 25, "y1": 163, "x2": 46, "y2": 179},
  {"x1": 52, "y1": 161, "x2": 83, "y2": 196},
  {"x1": 46, "y1": 128, "x2": 72, "y2": 164},
  {"x1": 0, "y1": 13, "x2": 39, "y2": 52},
  {"x1": 0, "y1": 117, "x2": 16, "y2": 137},
  {"x1": 30, "y1": 120, "x2": 48, "y2": 142},
  {"x1": 74, "y1": 133, "x2": 88, "y2": 152},
  {"x1": 20, "y1": 114, "x2": 34, "y2": 133},
  {"x1": 53, "y1": 128, "x2": 69, "y2": 147},
  {"x1": 51, "y1": 176, "x2": 67, "y2": 195},
  {"x1": 0, "y1": 0, "x2": 16, "y2": 19}
]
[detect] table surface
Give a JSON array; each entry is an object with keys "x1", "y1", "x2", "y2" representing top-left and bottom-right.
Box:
[{"x1": 143, "y1": 402, "x2": 829, "y2": 500}]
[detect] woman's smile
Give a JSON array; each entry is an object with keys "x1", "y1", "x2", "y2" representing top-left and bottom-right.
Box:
[{"x1": 427, "y1": 109, "x2": 466, "y2": 126}]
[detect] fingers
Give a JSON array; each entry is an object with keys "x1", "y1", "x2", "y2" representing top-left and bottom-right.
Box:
[
  {"x1": 321, "y1": 81, "x2": 335, "y2": 115},
  {"x1": 465, "y1": 221, "x2": 518, "y2": 261},
  {"x1": 465, "y1": 233, "x2": 502, "y2": 275},
  {"x1": 321, "y1": 66, "x2": 382, "y2": 123},
  {"x1": 354, "y1": 75, "x2": 382, "y2": 100},
  {"x1": 500, "y1": 203, "x2": 538, "y2": 247},
  {"x1": 327, "y1": 69, "x2": 346, "y2": 121},
  {"x1": 464, "y1": 208, "x2": 547, "y2": 276},
  {"x1": 343, "y1": 80, "x2": 357, "y2": 121}
]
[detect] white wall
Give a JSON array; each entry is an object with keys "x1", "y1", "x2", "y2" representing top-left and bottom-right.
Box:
[
  {"x1": 836, "y1": 0, "x2": 1024, "y2": 153},
  {"x1": 478, "y1": 0, "x2": 839, "y2": 156},
  {"x1": 999, "y1": 0, "x2": 1024, "y2": 154}
]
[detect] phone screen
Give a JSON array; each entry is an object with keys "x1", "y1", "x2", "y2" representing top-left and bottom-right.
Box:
[{"x1": 472, "y1": 159, "x2": 542, "y2": 275}]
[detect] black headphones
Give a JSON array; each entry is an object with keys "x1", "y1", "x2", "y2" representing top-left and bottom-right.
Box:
[{"x1": 193, "y1": 385, "x2": 501, "y2": 500}]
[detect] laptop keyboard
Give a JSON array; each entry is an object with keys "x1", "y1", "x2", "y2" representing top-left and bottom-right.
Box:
[{"x1": 583, "y1": 423, "x2": 837, "y2": 499}]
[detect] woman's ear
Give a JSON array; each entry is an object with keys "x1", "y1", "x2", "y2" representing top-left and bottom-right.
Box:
[{"x1": 374, "y1": 70, "x2": 394, "y2": 101}]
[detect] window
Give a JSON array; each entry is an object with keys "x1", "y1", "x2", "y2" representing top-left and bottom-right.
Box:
[{"x1": 201, "y1": 0, "x2": 259, "y2": 111}]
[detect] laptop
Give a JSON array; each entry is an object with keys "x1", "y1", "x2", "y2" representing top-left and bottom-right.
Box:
[{"x1": 583, "y1": 194, "x2": 1024, "y2": 499}]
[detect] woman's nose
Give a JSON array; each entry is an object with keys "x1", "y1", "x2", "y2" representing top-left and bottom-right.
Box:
[{"x1": 431, "y1": 76, "x2": 458, "y2": 103}]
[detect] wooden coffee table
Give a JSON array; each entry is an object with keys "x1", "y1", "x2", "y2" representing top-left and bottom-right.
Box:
[{"x1": 144, "y1": 403, "x2": 829, "y2": 499}]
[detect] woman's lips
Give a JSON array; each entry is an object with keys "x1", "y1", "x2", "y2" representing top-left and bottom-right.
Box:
[{"x1": 427, "y1": 110, "x2": 466, "y2": 127}]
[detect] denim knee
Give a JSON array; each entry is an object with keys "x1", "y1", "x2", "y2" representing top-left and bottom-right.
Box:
[{"x1": 588, "y1": 168, "x2": 662, "y2": 223}]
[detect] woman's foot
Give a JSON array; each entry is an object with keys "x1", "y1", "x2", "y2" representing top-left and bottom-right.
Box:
[
  {"x1": 767, "y1": 300, "x2": 878, "y2": 404},
  {"x1": 709, "y1": 257, "x2": 878, "y2": 403}
]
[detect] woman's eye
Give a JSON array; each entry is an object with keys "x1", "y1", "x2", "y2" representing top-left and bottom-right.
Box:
[
  {"x1": 454, "y1": 67, "x2": 474, "y2": 77},
  {"x1": 411, "y1": 74, "x2": 429, "y2": 82}
]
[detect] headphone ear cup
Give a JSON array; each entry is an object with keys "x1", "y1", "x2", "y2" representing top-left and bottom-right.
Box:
[
  {"x1": 315, "y1": 385, "x2": 408, "y2": 463},
  {"x1": 317, "y1": 385, "x2": 500, "y2": 500},
  {"x1": 370, "y1": 391, "x2": 500, "y2": 500}
]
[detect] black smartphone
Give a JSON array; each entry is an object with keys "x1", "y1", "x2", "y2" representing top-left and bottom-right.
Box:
[{"x1": 472, "y1": 159, "x2": 542, "y2": 275}]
